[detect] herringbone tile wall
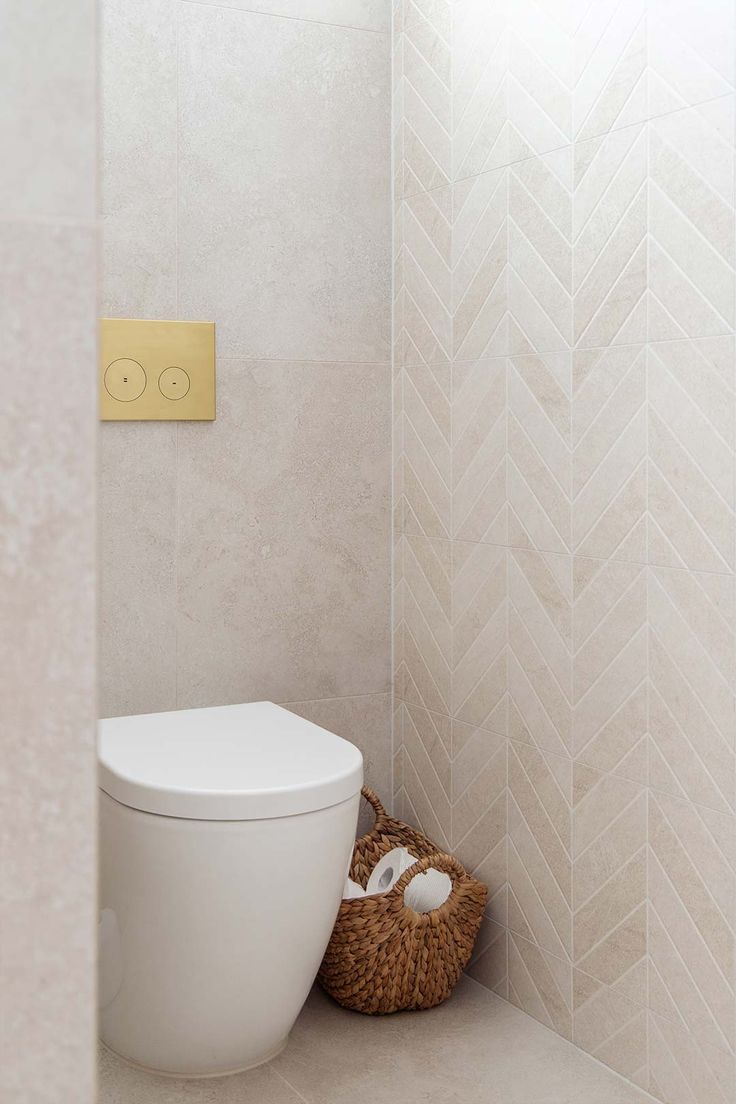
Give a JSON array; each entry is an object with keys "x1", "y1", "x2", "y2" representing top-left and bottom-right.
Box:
[{"x1": 391, "y1": 2, "x2": 736, "y2": 1099}]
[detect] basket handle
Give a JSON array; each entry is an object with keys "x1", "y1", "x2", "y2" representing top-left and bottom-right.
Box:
[
  {"x1": 388, "y1": 851, "x2": 467, "y2": 903},
  {"x1": 360, "y1": 785, "x2": 387, "y2": 820}
]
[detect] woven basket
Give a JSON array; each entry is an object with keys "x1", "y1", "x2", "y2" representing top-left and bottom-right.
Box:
[{"x1": 318, "y1": 788, "x2": 488, "y2": 1015}]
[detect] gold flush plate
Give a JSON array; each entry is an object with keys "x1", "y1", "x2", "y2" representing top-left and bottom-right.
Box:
[{"x1": 100, "y1": 318, "x2": 216, "y2": 421}]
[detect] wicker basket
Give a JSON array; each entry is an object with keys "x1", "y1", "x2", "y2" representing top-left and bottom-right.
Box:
[{"x1": 318, "y1": 788, "x2": 488, "y2": 1015}]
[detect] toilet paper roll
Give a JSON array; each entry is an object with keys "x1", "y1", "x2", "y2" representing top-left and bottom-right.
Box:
[
  {"x1": 365, "y1": 847, "x2": 418, "y2": 895},
  {"x1": 343, "y1": 878, "x2": 366, "y2": 900},
  {"x1": 403, "y1": 868, "x2": 452, "y2": 914}
]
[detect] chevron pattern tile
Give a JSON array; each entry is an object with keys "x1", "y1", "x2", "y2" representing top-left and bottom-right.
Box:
[
  {"x1": 508, "y1": 548, "x2": 572, "y2": 757},
  {"x1": 452, "y1": 541, "x2": 506, "y2": 734},
  {"x1": 648, "y1": 0, "x2": 735, "y2": 117},
  {"x1": 648, "y1": 338, "x2": 735, "y2": 574},
  {"x1": 452, "y1": 167, "x2": 509, "y2": 360},
  {"x1": 398, "y1": 700, "x2": 452, "y2": 850},
  {"x1": 573, "y1": 764, "x2": 647, "y2": 1000},
  {"x1": 573, "y1": 557, "x2": 647, "y2": 782},
  {"x1": 649, "y1": 1010, "x2": 736, "y2": 1104},
  {"x1": 452, "y1": 719, "x2": 507, "y2": 915},
  {"x1": 573, "y1": 970, "x2": 649, "y2": 1089},
  {"x1": 573, "y1": 124, "x2": 647, "y2": 349},
  {"x1": 648, "y1": 793, "x2": 735, "y2": 1055},
  {"x1": 466, "y1": 916, "x2": 508, "y2": 997},
  {"x1": 395, "y1": 186, "x2": 452, "y2": 369},
  {"x1": 401, "y1": 362, "x2": 451, "y2": 538},
  {"x1": 394, "y1": 532, "x2": 451, "y2": 716},
  {"x1": 453, "y1": 0, "x2": 507, "y2": 180},
  {"x1": 572, "y1": 345, "x2": 647, "y2": 563},
  {"x1": 648, "y1": 98, "x2": 735, "y2": 342},
  {"x1": 508, "y1": 931, "x2": 572, "y2": 1039},
  {"x1": 649, "y1": 567, "x2": 735, "y2": 814},
  {"x1": 508, "y1": 352, "x2": 571, "y2": 555},
  {"x1": 397, "y1": 0, "x2": 451, "y2": 197},
  {"x1": 452, "y1": 357, "x2": 506, "y2": 544}
]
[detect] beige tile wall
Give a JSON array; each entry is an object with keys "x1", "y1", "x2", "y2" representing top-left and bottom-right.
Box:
[
  {"x1": 0, "y1": 4, "x2": 98, "y2": 1101},
  {"x1": 100, "y1": 0, "x2": 393, "y2": 796},
  {"x1": 392, "y1": 1, "x2": 736, "y2": 1099}
]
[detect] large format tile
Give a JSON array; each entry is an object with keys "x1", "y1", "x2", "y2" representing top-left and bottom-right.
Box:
[
  {"x1": 101, "y1": 0, "x2": 177, "y2": 318},
  {"x1": 282, "y1": 694, "x2": 392, "y2": 800},
  {"x1": 185, "y1": 0, "x2": 390, "y2": 32},
  {"x1": 178, "y1": 4, "x2": 390, "y2": 361},
  {"x1": 99, "y1": 423, "x2": 178, "y2": 717},
  {"x1": 0, "y1": 1, "x2": 96, "y2": 220},
  {"x1": 273, "y1": 978, "x2": 655, "y2": 1104},
  {"x1": 0, "y1": 223, "x2": 97, "y2": 1102},
  {"x1": 176, "y1": 361, "x2": 390, "y2": 706},
  {"x1": 99, "y1": 1044, "x2": 304, "y2": 1104}
]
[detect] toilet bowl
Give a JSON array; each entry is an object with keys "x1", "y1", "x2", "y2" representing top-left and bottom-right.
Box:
[{"x1": 97, "y1": 701, "x2": 362, "y2": 1077}]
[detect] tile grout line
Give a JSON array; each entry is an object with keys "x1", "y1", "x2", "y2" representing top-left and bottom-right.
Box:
[
  {"x1": 270, "y1": 1063, "x2": 312, "y2": 1103},
  {"x1": 180, "y1": 0, "x2": 388, "y2": 36}
]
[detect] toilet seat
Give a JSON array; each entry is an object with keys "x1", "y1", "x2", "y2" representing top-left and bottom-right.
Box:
[{"x1": 98, "y1": 701, "x2": 363, "y2": 821}]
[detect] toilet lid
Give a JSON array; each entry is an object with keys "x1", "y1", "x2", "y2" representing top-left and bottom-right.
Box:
[{"x1": 98, "y1": 702, "x2": 363, "y2": 820}]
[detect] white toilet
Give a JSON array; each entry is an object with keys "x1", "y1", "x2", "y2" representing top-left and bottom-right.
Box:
[{"x1": 97, "y1": 701, "x2": 362, "y2": 1077}]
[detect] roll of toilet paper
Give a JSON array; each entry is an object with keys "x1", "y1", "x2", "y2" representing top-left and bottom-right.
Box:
[
  {"x1": 365, "y1": 847, "x2": 418, "y2": 895},
  {"x1": 343, "y1": 878, "x2": 366, "y2": 899},
  {"x1": 403, "y1": 868, "x2": 452, "y2": 914}
]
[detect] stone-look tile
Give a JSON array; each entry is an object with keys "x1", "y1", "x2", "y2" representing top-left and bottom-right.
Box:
[
  {"x1": 508, "y1": 352, "x2": 572, "y2": 555},
  {"x1": 508, "y1": 148, "x2": 573, "y2": 354},
  {"x1": 648, "y1": 98, "x2": 735, "y2": 341},
  {"x1": 508, "y1": 549, "x2": 572, "y2": 758},
  {"x1": 648, "y1": 0, "x2": 735, "y2": 117},
  {"x1": 452, "y1": 358, "x2": 506, "y2": 544},
  {"x1": 573, "y1": 766, "x2": 647, "y2": 1002},
  {"x1": 177, "y1": 361, "x2": 390, "y2": 707},
  {"x1": 101, "y1": 0, "x2": 177, "y2": 318},
  {"x1": 395, "y1": 186, "x2": 452, "y2": 367},
  {"x1": 452, "y1": 720, "x2": 507, "y2": 911},
  {"x1": 572, "y1": 0, "x2": 647, "y2": 142},
  {"x1": 452, "y1": 542, "x2": 507, "y2": 735},
  {"x1": 649, "y1": 568, "x2": 735, "y2": 814},
  {"x1": 453, "y1": 168, "x2": 509, "y2": 360},
  {"x1": 99, "y1": 424, "x2": 178, "y2": 717},
  {"x1": 397, "y1": 702, "x2": 452, "y2": 851},
  {"x1": 282, "y1": 694, "x2": 392, "y2": 801},
  {"x1": 0, "y1": 2, "x2": 96, "y2": 221},
  {"x1": 467, "y1": 918, "x2": 508, "y2": 998},
  {"x1": 398, "y1": 6, "x2": 451, "y2": 196},
  {"x1": 401, "y1": 363, "x2": 451, "y2": 539},
  {"x1": 508, "y1": 741, "x2": 572, "y2": 962},
  {"x1": 573, "y1": 558, "x2": 647, "y2": 783},
  {"x1": 572, "y1": 345, "x2": 647, "y2": 563},
  {"x1": 647, "y1": 338, "x2": 735, "y2": 573},
  {"x1": 648, "y1": 1011, "x2": 736, "y2": 1104},
  {"x1": 272, "y1": 977, "x2": 656, "y2": 1104},
  {"x1": 99, "y1": 1042, "x2": 305, "y2": 1103},
  {"x1": 506, "y1": 0, "x2": 572, "y2": 159},
  {"x1": 573, "y1": 970, "x2": 648, "y2": 1090},
  {"x1": 178, "y1": 3, "x2": 390, "y2": 361},
  {"x1": 0, "y1": 224, "x2": 97, "y2": 1101},
  {"x1": 648, "y1": 792, "x2": 736, "y2": 1060},
  {"x1": 185, "y1": 0, "x2": 390, "y2": 32},
  {"x1": 573, "y1": 124, "x2": 647, "y2": 349},
  {"x1": 452, "y1": 0, "x2": 506, "y2": 179},
  {"x1": 395, "y1": 533, "x2": 452, "y2": 716},
  {"x1": 508, "y1": 932, "x2": 573, "y2": 1041}
]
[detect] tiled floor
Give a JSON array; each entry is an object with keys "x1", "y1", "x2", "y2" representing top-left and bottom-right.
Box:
[{"x1": 99, "y1": 977, "x2": 658, "y2": 1104}]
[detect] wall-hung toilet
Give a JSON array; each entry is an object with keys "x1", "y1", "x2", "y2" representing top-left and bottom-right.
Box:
[{"x1": 98, "y1": 701, "x2": 363, "y2": 1077}]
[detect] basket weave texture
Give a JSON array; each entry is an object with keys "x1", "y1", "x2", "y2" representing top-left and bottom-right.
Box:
[{"x1": 318, "y1": 787, "x2": 488, "y2": 1015}]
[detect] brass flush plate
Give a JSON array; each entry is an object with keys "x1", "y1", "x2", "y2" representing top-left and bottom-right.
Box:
[{"x1": 100, "y1": 318, "x2": 215, "y2": 421}]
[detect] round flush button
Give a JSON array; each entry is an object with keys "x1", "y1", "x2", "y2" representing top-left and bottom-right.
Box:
[
  {"x1": 104, "y1": 358, "x2": 147, "y2": 402},
  {"x1": 159, "y1": 366, "x2": 190, "y2": 400}
]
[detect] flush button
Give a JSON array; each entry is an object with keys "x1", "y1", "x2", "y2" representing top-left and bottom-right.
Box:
[
  {"x1": 104, "y1": 358, "x2": 147, "y2": 402},
  {"x1": 159, "y1": 366, "x2": 191, "y2": 400}
]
